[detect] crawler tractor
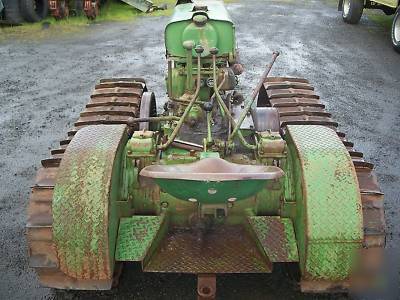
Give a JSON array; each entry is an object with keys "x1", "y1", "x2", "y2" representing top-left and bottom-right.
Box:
[{"x1": 27, "y1": 1, "x2": 385, "y2": 298}]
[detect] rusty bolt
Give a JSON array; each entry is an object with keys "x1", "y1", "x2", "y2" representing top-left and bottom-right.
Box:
[
  {"x1": 210, "y1": 47, "x2": 219, "y2": 55},
  {"x1": 193, "y1": 14, "x2": 207, "y2": 26},
  {"x1": 203, "y1": 101, "x2": 213, "y2": 112},
  {"x1": 195, "y1": 45, "x2": 204, "y2": 54},
  {"x1": 183, "y1": 40, "x2": 195, "y2": 50}
]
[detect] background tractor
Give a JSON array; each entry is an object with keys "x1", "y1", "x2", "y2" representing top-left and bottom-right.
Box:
[
  {"x1": 0, "y1": 0, "x2": 109, "y2": 22},
  {"x1": 27, "y1": 0, "x2": 386, "y2": 298},
  {"x1": 0, "y1": 0, "x2": 166, "y2": 23},
  {"x1": 338, "y1": 0, "x2": 400, "y2": 52},
  {"x1": 1, "y1": 0, "x2": 49, "y2": 24}
]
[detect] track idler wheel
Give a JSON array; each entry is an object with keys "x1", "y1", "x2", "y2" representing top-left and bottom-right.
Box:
[{"x1": 139, "y1": 91, "x2": 157, "y2": 131}]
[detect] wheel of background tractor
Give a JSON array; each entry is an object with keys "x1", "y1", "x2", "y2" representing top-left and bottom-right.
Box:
[
  {"x1": 342, "y1": 0, "x2": 363, "y2": 24},
  {"x1": 391, "y1": 8, "x2": 400, "y2": 53},
  {"x1": 70, "y1": 0, "x2": 84, "y2": 16},
  {"x1": 19, "y1": 0, "x2": 49, "y2": 22},
  {"x1": 2, "y1": 0, "x2": 24, "y2": 24},
  {"x1": 27, "y1": 78, "x2": 149, "y2": 289}
]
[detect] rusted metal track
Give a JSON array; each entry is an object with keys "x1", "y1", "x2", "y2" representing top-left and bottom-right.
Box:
[
  {"x1": 262, "y1": 77, "x2": 386, "y2": 292},
  {"x1": 26, "y1": 78, "x2": 146, "y2": 289}
]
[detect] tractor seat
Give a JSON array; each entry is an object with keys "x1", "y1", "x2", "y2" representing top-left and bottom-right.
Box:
[{"x1": 140, "y1": 157, "x2": 284, "y2": 181}]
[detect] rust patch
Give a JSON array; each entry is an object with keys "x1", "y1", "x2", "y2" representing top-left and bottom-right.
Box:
[
  {"x1": 248, "y1": 216, "x2": 299, "y2": 262},
  {"x1": 144, "y1": 225, "x2": 272, "y2": 273}
]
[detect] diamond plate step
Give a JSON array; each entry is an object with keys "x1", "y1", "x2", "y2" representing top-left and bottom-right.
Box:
[
  {"x1": 248, "y1": 216, "x2": 299, "y2": 263},
  {"x1": 144, "y1": 224, "x2": 272, "y2": 273},
  {"x1": 115, "y1": 215, "x2": 166, "y2": 261}
]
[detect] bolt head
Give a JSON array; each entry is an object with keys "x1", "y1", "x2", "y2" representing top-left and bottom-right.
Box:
[
  {"x1": 195, "y1": 45, "x2": 204, "y2": 54},
  {"x1": 203, "y1": 102, "x2": 213, "y2": 112},
  {"x1": 209, "y1": 47, "x2": 219, "y2": 55},
  {"x1": 193, "y1": 14, "x2": 208, "y2": 26},
  {"x1": 183, "y1": 40, "x2": 195, "y2": 50},
  {"x1": 193, "y1": 5, "x2": 208, "y2": 11}
]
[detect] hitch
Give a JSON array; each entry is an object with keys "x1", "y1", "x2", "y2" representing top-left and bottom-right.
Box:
[{"x1": 197, "y1": 274, "x2": 216, "y2": 300}]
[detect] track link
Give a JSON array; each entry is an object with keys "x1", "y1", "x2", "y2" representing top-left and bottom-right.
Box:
[
  {"x1": 261, "y1": 77, "x2": 386, "y2": 291},
  {"x1": 27, "y1": 79, "x2": 146, "y2": 289}
]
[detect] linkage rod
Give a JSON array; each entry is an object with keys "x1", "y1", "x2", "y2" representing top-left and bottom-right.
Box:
[
  {"x1": 228, "y1": 51, "x2": 280, "y2": 142},
  {"x1": 158, "y1": 46, "x2": 204, "y2": 150}
]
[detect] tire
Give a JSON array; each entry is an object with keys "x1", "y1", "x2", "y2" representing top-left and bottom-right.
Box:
[
  {"x1": 392, "y1": 8, "x2": 400, "y2": 53},
  {"x1": 342, "y1": 0, "x2": 364, "y2": 24},
  {"x1": 19, "y1": 0, "x2": 49, "y2": 22},
  {"x1": 2, "y1": 0, "x2": 24, "y2": 24},
  {"x1": 71, "y1": 0, "x2": 84, "y2": 16}
]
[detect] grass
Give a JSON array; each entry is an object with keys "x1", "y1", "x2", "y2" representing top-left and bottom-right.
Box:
[
  {"x1": 0, "y1": 0, "x2": 174, "y2": 40},
  {"x1": 0, "y1": 0, "x2": 235, "y2": 41}
]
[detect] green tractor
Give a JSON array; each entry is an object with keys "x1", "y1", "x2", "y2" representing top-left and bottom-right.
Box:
[{"x1": 27, "y1": 0, "x2": 385, "y2": 298}]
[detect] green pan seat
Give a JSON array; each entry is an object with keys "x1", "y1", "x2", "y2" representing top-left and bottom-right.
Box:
[{"x1": 140, "y1": 158, "x2": 284, "y2": 204}]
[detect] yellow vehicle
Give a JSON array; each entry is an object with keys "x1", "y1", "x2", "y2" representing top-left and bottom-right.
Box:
[{"x1": 338, "y1": 0, "x2": 400, "y2": 52}]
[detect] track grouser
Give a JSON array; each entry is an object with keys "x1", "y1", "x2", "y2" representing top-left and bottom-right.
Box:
[{"x1": 27, "y1": 1, "x2": 385, "y2": 298}]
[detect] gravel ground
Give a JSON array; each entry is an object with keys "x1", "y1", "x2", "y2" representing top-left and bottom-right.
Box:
[{"x1": 0, "y1": 0, "x2": 399, "y2": 299}]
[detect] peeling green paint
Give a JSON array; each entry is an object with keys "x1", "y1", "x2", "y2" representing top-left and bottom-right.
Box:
[
  {"x1": 53, "y1": 125, "x2": 128, "y2": 280},
  {"x1": 115, "y1": 215, "x2": 165, "y2": 261},
  {"x1": 248, "y1": 216, "x2": 299, "y2": 263},
  {"x1": 285, "y1": 125, "x2": 363, "y2": 280}
]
